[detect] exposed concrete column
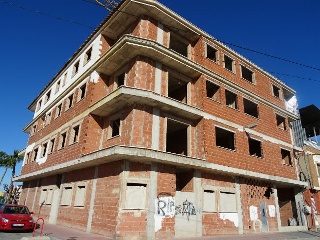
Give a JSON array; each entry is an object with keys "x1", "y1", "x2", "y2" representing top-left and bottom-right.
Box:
[
  {"x1": 48, "y1": 175, "x2": 64, "y2": 224},
  {"x1": 273, "y1": 184, "x2": 282, "y2": 230},
  {"x1": 31, "y1": 180, "x2": 40, "y2": 212},
  {"x1": 157, "y1": 22, "x2": 164, "y2": 45},
  {"x1": 235, "y1": 176, "x2": 244, "y2": 234},
  {"x1": 152, "y1": 108, "x2": 160, "y2": 150},
  {"x1": 154, "y1": 62, "x2": 162, "y2": 94},
  {"x1": 147, "y1": 163, "x2": 158, "y2": 239},
  {"x1": 24, "y1": 181, "x2": 31, "y2": 205},
  {"x1": 87, "y1": 165, "x2": 99, "y2": 232},
  {"x1": 194, "y1": 170, "x2": 202, "y2": 237}
]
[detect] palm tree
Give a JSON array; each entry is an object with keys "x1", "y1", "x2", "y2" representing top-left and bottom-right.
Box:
[{"x1": 0, "y1": 150, "x2": 23, "y2": 203}]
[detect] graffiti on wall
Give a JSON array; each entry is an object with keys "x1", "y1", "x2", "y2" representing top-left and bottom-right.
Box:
[
  {"x1": 175, "y1": 199, "x2": 196, "y2": 220},
  {"x1": 157, "y1": 196, "x2": 175, "y2": 217},
  {"x1": 154, "y1": 197, "x2": 199, "y2": 232}
]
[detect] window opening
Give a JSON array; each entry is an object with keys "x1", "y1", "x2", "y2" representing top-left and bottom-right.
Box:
[
  {"x1": 176, "y1": 169, "x2": 193, "y2": 192},
  {"x1": 276, "y1": 114, "x2": 286, "y2": 130},
  {"x1": 60, "y1": 132, "x2": 67, "y2": 149},
  {"x1": 79, "y1": 83, "x2": 86, "y2": 100},
  {"x1": 225, "y1": 90, "x2": 238, "y2": 109},
  {"x1": 206, "y1": 45, "x2": 218, "y2": 62},
  {"x1": 117, "y1": 73, "x2": 125, "y2": 88},
  {"x1": 41, "y1": 143, "x2": 48, "y2": 157},
  {"x1": 168, "y1": 73, "x2": 187, "y2": 103},
  {"x1": 224, "y1": 55, "x2": 234, "y2": 72},
  {"x1": 166, "y1": 119, "x2": 188, "y2": 155},
  {"x1": 206, "y1": 81, "x2": 220, "y2": 102},
  {"x1": 248, "y1": 138, "x2": 262, "y2": 158},
  {"x1": 55, "y1": 80, "x2": 61, "y2": 94},
  {"x1": 33, "y1": 148, "x2": 38, "y2": 161},
  {"x1": 244, "y1": 99, "x2": 258, "y2": 118},
  {"x1": 84, "y1": 48, "x2": 92, "y2": 64},
  {"x1": 169, "y1": 34, "x2": 188, "y2": 57},
  {"x1": 71, "y1": 125, "x2": 80, "y2": 143},
  {"x1": 281, "y1": 149, "x2": 292, "y2": 165},
  {"x1": 32, "y1": 124, "x2": 37, "y2": 135},
  {"x1": 66, "y1": 94, "x2": 73, "y2": 110},
  {"x1": 45, "y1": 90, "x2": 51, "y2": 103},
  {"x1": 63, "y1": 73, "x2": 67, "y2": 86},
  {"x1": 111, "y1": 118, "x2": 121, "y2": 137},
  {"x1": 215, "y1": 127, "x2": 235, "y2": 150},
  {"x1": 45, "y1": 112, "x2": 51, "y2": 125},
  {"x1": 49, "y1": 138, "x2": 55, "y2": 154},
  {"x1": 37, "y1": 100, "x2": 42, "y2": 112},
  {"x1": 241, "y1": 66, "x2": 254, "y2": 82},
  {"x1": 73, "y1": 61, "x2": 79, "y2": 76},
  {"x1": 56, "y1": 104, "x2": 62, "y2": 118},
  {"x1": 273, "y1": 85, "x2": 280, "y2": 98}
]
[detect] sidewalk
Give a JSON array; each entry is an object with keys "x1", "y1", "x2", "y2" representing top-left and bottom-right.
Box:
[
  {"x1": 33, "y1": 223, "x2": 111, "y2": 240},
  {"x1": 33, "y1": 224, "x2": 320, "y2": 240}
]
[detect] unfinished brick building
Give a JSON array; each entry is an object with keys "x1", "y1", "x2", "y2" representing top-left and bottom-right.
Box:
[{"x1": 16, "y1": 0, "x2": 309, "y2": 238}]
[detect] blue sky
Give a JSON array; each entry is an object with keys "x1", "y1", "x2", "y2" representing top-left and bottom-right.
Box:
[{"x1": 0, "y1": 0, "x2": 319, "y2": 187}]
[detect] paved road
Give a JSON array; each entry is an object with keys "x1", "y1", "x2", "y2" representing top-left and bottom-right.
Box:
[{"x1": 1, "y1": 230, "x2": 320, "y2": 240}]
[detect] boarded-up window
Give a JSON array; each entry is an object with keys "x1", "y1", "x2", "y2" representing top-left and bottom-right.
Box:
[
  {"x1": 61, "y1": 186, "x2": 73, "y2": 206},
  {"x1": 46, "y1": 188, "x2": 54, "y2": 205},
  {"x1": 39, "y1": 189, "x2": 47, "y2": 205},
  {"x1": 203, "y1": 190, "x2": 216, "y2": 212},
  {"x1": 74, "y1": 185, "x2": 86, "y2": 207},
  {"x1": 219, "y1": 192, "x2": 237, "y2": 212},
  {"x1": 124, "y1": 183, "x2": 147, "y2": 210}
]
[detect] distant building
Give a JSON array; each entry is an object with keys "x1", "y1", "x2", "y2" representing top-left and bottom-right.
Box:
[
  {"x1": 294, "y1": 105, "x2": 320, "y2": 231},
  {"x1": 15, "y1": 0, "x2": 308, "y2": 238}
]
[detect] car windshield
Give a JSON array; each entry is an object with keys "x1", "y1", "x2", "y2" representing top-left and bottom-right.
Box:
[{"x1": 3, "y1": 206, "x2": 30, "y2": 214}]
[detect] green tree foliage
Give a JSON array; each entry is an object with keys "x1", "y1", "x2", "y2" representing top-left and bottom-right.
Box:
[{"x1": 0, "y1": 150, "x2": 23, "y2": 203}]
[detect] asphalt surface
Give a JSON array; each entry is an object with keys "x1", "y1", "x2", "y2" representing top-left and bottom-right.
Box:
[{"x1": 1, "y1": 225, "x2": 320, "y2": 240}]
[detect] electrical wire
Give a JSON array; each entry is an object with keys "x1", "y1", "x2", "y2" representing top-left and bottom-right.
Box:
[
  {"x1": 221, "y1": 41, "x2": 320, "y2": 72},
  {"x1": 2, "y1": 0, "x2": 319, "y2": 82},
  {"x1": 88, "y1": 0, "x2": 320, "y2": 73},
  {"x1": 0, "y1": 0, "x2": 95, "y2": 30}
]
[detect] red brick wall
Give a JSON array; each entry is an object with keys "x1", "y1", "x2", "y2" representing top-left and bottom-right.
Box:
[
  {"x1": 155, "y1": 164, "x2": 176, "y2": 239},
  {"x1": 202, "y1": 172, "x2": 238, "y2": 236},
  {"x1": 240, "y1": 178, "x2": 278, "y2": 233},
  {"x1": 90, "y1": 161, "x2": 122, "y2": 237},
  {"x1": 57, "y1": 167, "x2": 95, "y2": 231}
]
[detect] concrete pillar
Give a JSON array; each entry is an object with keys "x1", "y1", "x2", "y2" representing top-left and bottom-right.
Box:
[
  {"x1": 194, "y1": 170, "x2": 202, "y2": 237},
  {"x1": 235, "y1": 176, "x2": 244, "y2": 234},
  {"x1": 157, "y1": 22, "x2": 164, "y2": 45},
  {"x1": 273, "y1": 184, "x2": 282, "y2": 230},
  {"x1": 146, "y1": 163, "x2": 158, "y2": 239},
  {"x1": 154, "y1": 62, "x2": 162, "y2": 94},
  {"x1": 87, "y1": 165, "x2": 99, "y2": 232},
  {"x1": 152, "y1": 108, "x2": 160, "y2": 150},
  {"x1": 48, "y1": 175, "x2": 64, "y2": 224}
]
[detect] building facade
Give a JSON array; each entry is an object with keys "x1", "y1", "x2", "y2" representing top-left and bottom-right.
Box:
[{"x1": 16, "y1": 0, "x2": 308, "y2": 238}]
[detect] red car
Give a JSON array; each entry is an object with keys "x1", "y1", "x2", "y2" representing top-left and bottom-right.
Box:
[{"x1": 0, "y1": 204, "x2": 34, "y2": 231}]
